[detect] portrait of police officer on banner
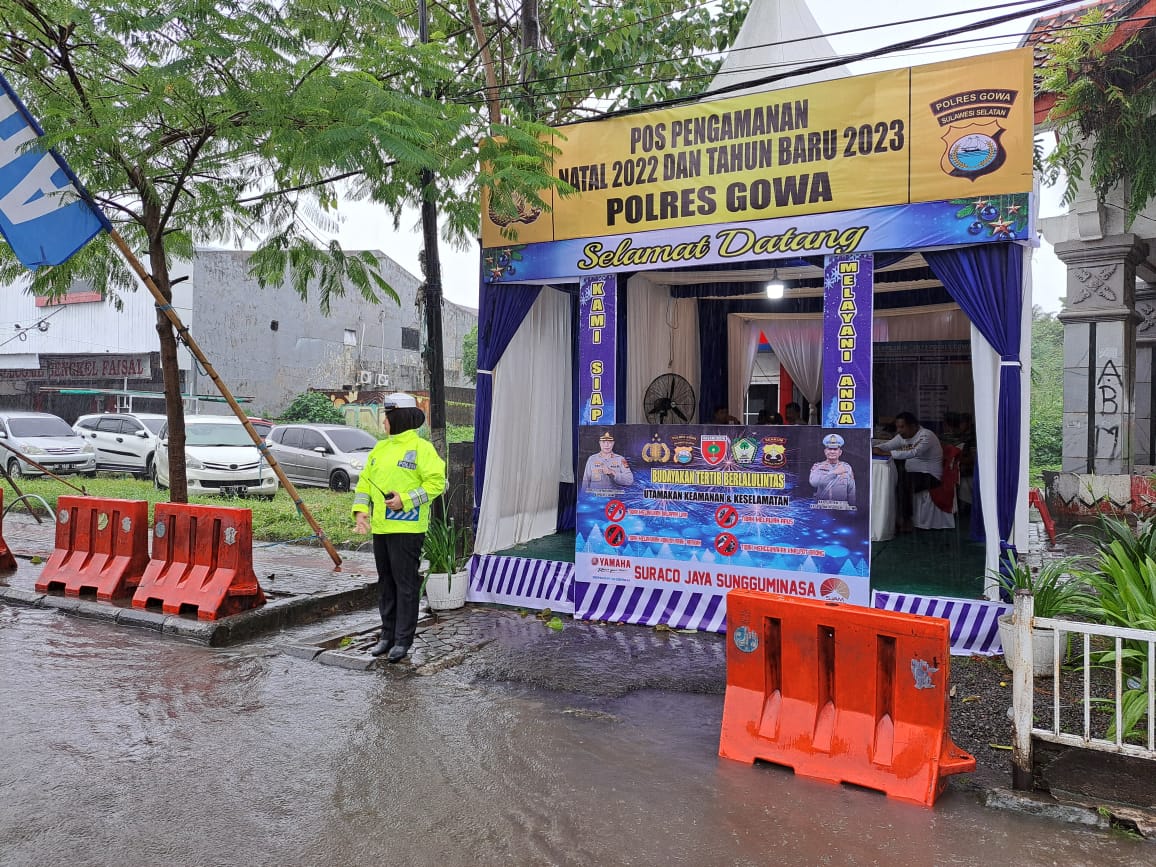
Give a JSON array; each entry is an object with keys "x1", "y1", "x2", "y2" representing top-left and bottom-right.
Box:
[
  {"x1": 809, "y1": 433, "x2": 856, "y2": 505},
  {"x1": 582, "y1": 430, "x2": 634, "y2": 496}
]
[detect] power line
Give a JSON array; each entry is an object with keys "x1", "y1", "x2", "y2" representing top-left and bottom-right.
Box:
[
  {"x1": 447, "y1": 0, "x2": 1126, "y2": 120},
  {"x1": 448, "y1": 0, "x2": 1072, "y2": 104}
]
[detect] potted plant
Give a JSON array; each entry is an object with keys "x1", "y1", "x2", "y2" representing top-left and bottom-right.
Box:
[
  {"x1": 422, "y1": 515, "x2": 470, "y2": 610},
  {"x1": 995, "y1": 554, "x2": 1089, "y2": 675}
]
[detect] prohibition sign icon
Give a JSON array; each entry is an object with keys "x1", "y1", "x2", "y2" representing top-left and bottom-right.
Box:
[
  {"x1": 605, "y1": 524, "x2": 627, "y2": 548},
  {"x1": 606, "y1": 499, "x2": 627, "y2": 522},
  {"x1": 715, "y1": 504, "x2": 739, "y2": 529},
  {"x1": 715, "y1": 532, "x2": 739, "y2": 557}
]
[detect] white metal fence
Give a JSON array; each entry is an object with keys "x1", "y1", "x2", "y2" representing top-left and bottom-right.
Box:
[{"x1": 1009, "y1": 590, "x2": 1156, "y2": 787}]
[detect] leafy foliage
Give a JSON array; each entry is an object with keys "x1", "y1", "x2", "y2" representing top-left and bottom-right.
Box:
[
  {"x1": 1076, "y1": 515, "x2": 1156, "y2": 741},
  {"x1": 0, "y1": 0, "x2": 561, "y2": 497},
  {"x1": 993, "y1": 553, "x2": 1090, "y2": 619},
  {"x1": 1031, "y1": 307, "x2": 1063, "y2": 470},
  {"x1": 280, "y1": 391, "x2": 345, "y2": 424},
  {"x1": 1039, "y1": 8, "x2": 1156, "y2": 226},
  {"x1": 461, "y1": 324, "x2": 478, "y2": 383}
]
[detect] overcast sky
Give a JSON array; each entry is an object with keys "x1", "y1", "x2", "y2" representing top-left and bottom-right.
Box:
[{"x1": 330, "y1": 1, "x2": 1083, "y2": 312}]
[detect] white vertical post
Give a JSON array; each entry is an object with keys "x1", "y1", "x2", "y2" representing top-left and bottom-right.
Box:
[{"x1": 1011, "y1": 589, "x2": 1035, "y2": 789}]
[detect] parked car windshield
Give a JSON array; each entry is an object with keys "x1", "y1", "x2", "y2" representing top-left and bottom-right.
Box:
[
  {"x1": 8, "y1": 417, "x2": 76, "y2": 438},
  {"x1": 185, "y1": 422, "x2": 256, "y2": 447},
  {"x1": 140, "y1": 418, "x2": 165, "y2": 435},
  {"x1": 327, "y1": 428, "x2": 378, "y2": 453}
]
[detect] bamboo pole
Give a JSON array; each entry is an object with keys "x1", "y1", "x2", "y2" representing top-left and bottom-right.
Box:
[{"x1": 107, "y1": 228, "x2": 343, "y2": 570}]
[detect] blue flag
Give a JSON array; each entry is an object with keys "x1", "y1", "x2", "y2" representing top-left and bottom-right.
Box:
[{"x1": 0, "y1": 72, "x2": 109, "y2": 269}]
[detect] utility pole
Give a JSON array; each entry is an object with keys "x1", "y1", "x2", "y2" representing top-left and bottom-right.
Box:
[{"x1": 418, "y1": 0, "x2": 447, "y2": 514}]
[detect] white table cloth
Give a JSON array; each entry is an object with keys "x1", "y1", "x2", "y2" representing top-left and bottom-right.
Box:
[{"x1": 870, "y1": 457, "x2": 898, "y2": 542}]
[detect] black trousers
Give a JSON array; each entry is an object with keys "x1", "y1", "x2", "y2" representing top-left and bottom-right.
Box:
[
  {"x1": 373, "y1": 532, "x2": 425, "y2": 648},
  {"x1": 895, "y1": 463, "x2": 940, "y2": 522}
]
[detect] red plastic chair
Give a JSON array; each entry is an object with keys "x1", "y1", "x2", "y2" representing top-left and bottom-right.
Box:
[{"x1": 931, "y1": 443, "x2": 961, "y2": 514}]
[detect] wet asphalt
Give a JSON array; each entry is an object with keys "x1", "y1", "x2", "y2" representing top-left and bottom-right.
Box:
[{"x1": 2, "y1": 602, "x2": 1152, "y2": 866}]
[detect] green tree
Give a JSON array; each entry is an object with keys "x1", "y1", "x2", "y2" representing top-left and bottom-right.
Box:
[
  {"x1": 1030, "y1": 306, "x2": 1064, "y2": 473},
  {"x1": 0, "y1": 0, "x2": 557, "y2": 501},
  {"x1": 462, "y1": 324, "x2": 478, "y2": 384},
  {"x1": 280, "y1": 391, "x2": 345, "y2": 425},
  {"x1": 1039, "y1": 8, "x2": 1156, "y2": 226}
]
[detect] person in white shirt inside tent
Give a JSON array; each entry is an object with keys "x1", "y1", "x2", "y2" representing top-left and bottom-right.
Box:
[{"x1": 872, "y1": 411, "x2": 942, "y2": 533}]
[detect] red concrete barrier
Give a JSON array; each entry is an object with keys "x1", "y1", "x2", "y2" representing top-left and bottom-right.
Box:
[
  {"x1": 35, "y1": 497, "x2": 149, "y2": 599},
  {"x1": 719, "y1": 590, "x2": 974, "y2": 806},
  {"x1": 132, "y1": 502, "x2": 266, "y2": 620},
  {"x1": 0, "y1": 488, "x2": 16, "y2": 571}
]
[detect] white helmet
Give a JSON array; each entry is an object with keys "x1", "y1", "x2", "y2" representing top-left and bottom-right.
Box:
[{"x1": 383, "y1": 392, "x2": 417, "y2": 409}]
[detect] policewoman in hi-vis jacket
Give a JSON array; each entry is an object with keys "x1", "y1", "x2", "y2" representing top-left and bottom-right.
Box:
[{"x1": 352, "y1": 393, "x2": 446, "y2": 663}]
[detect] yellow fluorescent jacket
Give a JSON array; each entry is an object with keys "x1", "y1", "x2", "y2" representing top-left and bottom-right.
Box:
[{"x1": 351, "y1": 429, "x2": 447, "y2": 533}]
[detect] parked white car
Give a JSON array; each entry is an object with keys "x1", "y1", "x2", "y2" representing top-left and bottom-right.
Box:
[
  {"x1": 155, "y1": 415, "x2": 278, "y2": 499},
  {"x1": 0, "y1": 410, "x2": 96, "y2": 477},
  {"x1": 74, "y1": 412, "x2": 166, "y2": 477}
]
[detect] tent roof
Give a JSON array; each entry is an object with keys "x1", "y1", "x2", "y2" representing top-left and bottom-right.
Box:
[{"x1": 707, "y1": 0, "x2": 849, "y2": 97}]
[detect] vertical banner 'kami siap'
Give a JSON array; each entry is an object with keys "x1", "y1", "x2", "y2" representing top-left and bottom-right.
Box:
[
  {"x1": 579, "y1": 274, "x2": 617, "y2": 424},
  {"x1": 823, "y1": 254, "x2": 873, "y2": 429},
  {"x1": 0, "y1": 73, "x2": 109, "y2": 269}
]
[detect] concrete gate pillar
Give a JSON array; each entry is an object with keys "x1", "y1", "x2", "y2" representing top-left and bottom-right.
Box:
[{"x1": 1053, "y1": 234, "x2": 1146, "y2": 474}]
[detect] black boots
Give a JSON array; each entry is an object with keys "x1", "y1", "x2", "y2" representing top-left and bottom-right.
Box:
[
  {"x1": 386, "y1": 645, "x2": 410, "y2": 663},
  {"x1": 369, "y1": 638, "x2": 393, "y2": 657}
]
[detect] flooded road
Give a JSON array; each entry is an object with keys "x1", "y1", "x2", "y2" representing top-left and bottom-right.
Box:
[{"x1": 1, "y1": 605, "x2": 1150, "y2": 866}]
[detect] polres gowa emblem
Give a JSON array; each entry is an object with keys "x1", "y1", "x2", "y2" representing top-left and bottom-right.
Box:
[{"x1": 929, "y1": 87, "x2": 1019, "y2": 182}]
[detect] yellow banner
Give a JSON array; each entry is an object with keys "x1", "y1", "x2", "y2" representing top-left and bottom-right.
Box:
[{"x1": 481, "y1": 49, "x2": 1034, "y2": 248}]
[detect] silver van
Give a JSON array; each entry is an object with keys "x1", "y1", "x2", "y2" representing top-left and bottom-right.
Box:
[{"x1": 0, "y1": 410, "x2": 97, "y2": 477}]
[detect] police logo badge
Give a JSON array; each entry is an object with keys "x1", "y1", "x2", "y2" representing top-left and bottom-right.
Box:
[
  {"x1": 642, "y1": 435, "x2": 671, "y2": 463},
  {"x1": 761, "y1": 437, "x2": 787, "y2": 468},
  {"x1": 672, "y1": 434, "x2": 697, "y2": 465},
  {"x1": 940, "y1": 121, "x2": 1006, "y2": 181}
]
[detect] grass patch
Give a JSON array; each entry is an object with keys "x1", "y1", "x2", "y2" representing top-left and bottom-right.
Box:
[
  {"x1": 447, "y1": 425, "x2": 474, "y2": 444},
  {"x1": 4, "y1": 475, "x2": 366, "y2": 547}
]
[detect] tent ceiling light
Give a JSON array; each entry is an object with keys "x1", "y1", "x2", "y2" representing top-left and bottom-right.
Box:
[{"x1": 765, "y1": 270, "x2": 785, "y2": 300}]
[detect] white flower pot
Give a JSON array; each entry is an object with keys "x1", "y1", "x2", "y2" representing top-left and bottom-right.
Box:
[
  {"x1": 998, "y1": 613, "x2": 1069, "y2": 676},
  {"x1": 425, "y1": 569, "x2": 469, "y2": 610}
]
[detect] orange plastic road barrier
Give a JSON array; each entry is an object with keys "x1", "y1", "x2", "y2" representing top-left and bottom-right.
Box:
[
  {"x1": 719, "y1": 590, "x2": 974, "y2": 806},
  {"x1": 35, "y1": 497, "x2": 149, "y2": 599},
  {"x1": 1028, "y1": 488, "x2": 1057, "y2": 544},
  {"x1": 0, "y1": 488, "x2": 16, "y2": 571},
  {"x1": 132, "y1": 502, "x2": 266, "y2": 620}
]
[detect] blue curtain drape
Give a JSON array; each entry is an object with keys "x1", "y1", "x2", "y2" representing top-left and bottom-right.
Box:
[
  {"x1": 472, "y1": 282, "x2": 542, "y2": 527},
  {"x1": 924, "y1": 244, "x2": 1024, "y2": 563},
  {"x1": 697, "y1": 300, "x2": 730, "y2": 422},
  {"x1": 557, "y1": 289, "x2": 580, "y2": 532}
]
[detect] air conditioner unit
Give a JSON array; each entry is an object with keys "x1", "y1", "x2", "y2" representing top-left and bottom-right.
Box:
[
  {"x1": 375, "y1": 373, "x2": 390, "y2": 388},
  {"x1": 356, "y1": 370, "x2": 373, "y2": 386}
]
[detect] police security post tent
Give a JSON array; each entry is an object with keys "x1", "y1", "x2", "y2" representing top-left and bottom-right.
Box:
[{"x1": 471, "y1": 49, "x2": 1034, "y2": 651}]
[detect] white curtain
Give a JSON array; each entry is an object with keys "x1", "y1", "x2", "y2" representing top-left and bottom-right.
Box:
[
  {"x1": 625, "y1": 274, "x2": 700, "y2": 423},
  {"x1": 759, "y1": 319, "x2": 823, "y2": 409},
  {"x1": 727, "y1": 315, "x2": 762, "y2": 421},
  {"x1": 475, "y1": 287, "x2": 572, "y2": 554}
]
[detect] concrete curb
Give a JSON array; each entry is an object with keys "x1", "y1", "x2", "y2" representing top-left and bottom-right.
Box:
[{"x1": 0, "y1": 578, "x2": 378, "y2": 646}]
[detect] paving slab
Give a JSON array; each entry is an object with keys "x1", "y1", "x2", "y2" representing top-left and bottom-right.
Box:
[{"x1": 0, "y1": 512, "x2": 379, "y2": 645}]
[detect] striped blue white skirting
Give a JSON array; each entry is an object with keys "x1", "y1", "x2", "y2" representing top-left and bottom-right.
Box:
[
  {"x1": 466, "y1": 553, "x2": 1008, "y2": 655},
  {"x1": 572, "y1": 581, "x2": 728, "y2": 633},
  {"x1": 871, "y1": 590, "x2": 1011, "y2": 656},
  {"x1": 467, "y1": 554, "x2": 575, "y2": 614}
]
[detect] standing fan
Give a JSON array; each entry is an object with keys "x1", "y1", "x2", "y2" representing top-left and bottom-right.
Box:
[{"x1": 643, "y1": 373, "x2": 696, "y2": 424}]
